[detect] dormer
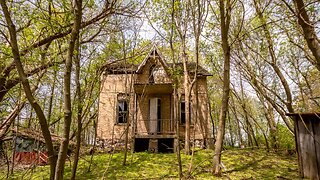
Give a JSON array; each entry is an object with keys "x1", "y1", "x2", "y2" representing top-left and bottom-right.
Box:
[{"x1": 135, "y1": 46, "x2": 171, "y2": 84}]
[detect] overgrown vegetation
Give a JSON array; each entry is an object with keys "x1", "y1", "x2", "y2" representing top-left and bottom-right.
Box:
[{"x1": 1, "y1": 149, "x2": 299, "y2": 179}]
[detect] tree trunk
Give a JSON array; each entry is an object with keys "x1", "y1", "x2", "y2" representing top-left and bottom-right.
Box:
[
  {"x1": 230, "y1": 96, "x2": 243, "y2": 147},
  {"x1": 292, "y1": 0, "x2": 320, "y2": 71},
  {"x1": 170, "y1": 1, "x2": 182, "y2": 177},
  {"x1": 213, "y1": 0, "x2": 231, "y2": 175},
  {"x1": 55, "y1": 0, "x2": 82, "y2": 179},
  {"x1": 227, "y1": 110, "x2": 234, "y2": 147},
  {"x1": 47, "y1": 70, "x2": 57, "y2": 125},
  {"x1": 265, "y1": 100, "x2": 278, "y2": 150},
  {"x1": 182, "y1": 40, "x2": 192, "y2": 155},
  {"x1": 70, "y1": 38, "x2": 82, "y2": 180}
]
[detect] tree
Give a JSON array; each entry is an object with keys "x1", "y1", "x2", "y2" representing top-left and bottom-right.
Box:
[
  {"x1": 54, "y1": 0, "x2": 82, "y2": 179},
  {"x1": 0, "y1": 1, "x2": 57, "y2": 179},
  {"x1": 212, "y1": 0, "x2": 232, "y2": 175},
  {"x1": 70, "y1": 36, "x2": 82, "y2": 180},
  {"x1": 285, "y1": 0, "x2": 320, "y2": 71}
]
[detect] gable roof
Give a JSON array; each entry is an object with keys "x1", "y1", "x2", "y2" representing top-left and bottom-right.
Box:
[
  {"x1": 101, "y1": 45, "x2": 211, "y2": 76},
  {"x1": 102, "y1": 61, "x2": 138, "y2": 74},
  {"x1": 168, "y1": 62, "x2": 211, "y2": 76},
  {"x1": 8, "y1": 128, "x2": 76, "y2": 146},
  {"x1": 136, "y1": 45, "x2": 169, "y2": 74}
]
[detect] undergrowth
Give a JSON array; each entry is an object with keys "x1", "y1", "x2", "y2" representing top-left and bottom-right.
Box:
[{"x1": 0, "y1": 148, "x2": 300, "y2": 179}]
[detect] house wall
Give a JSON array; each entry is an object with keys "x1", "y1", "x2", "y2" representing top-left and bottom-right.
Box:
[
  {"x1": 97, "y1": 73, "x2": 135, "y2": 141},
  {"x1": 177, "y1": 77, "x2": 211, "y2": 142},
  {"x1": 98, "y1": 74, "x2": 211, "y2": 140}
]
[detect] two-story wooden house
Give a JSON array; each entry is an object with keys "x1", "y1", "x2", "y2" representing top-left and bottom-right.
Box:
[{"x1": 97, "y1": 46, "x2": 212, "y2": 152}]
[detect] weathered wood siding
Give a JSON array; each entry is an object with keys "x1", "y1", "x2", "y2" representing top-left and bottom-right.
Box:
[
  {"x1": 97, "y1": 74, "x2": 135, "y2": 140},
  {"x1": 177, "y1": 77, "x2": 211, "y2": 140},
  {"x1": 288, "y1": 114, "x2": 320, "y2": 179}
]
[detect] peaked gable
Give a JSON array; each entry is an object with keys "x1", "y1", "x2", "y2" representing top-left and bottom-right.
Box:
[
  {"x1": 135, "y1": 46, "x2": 172, "y2": 84},
  {"x1": 136, "y1": 45, "x2": 169, "y2": 74}
]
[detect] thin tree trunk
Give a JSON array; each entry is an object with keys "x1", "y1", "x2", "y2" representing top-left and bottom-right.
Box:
[
  {"x1": 261, "y1": 97, "x2": 278, "y2": 150},
  {"x1": 227, "y1": 110, "x2": 234, "y2": 147},
  {"x1": 122, "y1": 32, "x2": 132, "y2": 166},
  {"x1": 170, "y1": 1, "x2": 182, "y2": 177},
  {"x1": 70, "y1": 38, "x2": 82, "y2": 180},
  {"x1": 248, "y1": 120, "x2": 258, "y2": 148},
  {"x1": 230, "y1": 96, "x2": 243, "y2": 147},
  {"x1": 55, "y1": 0, "x2": 82, "y2": 179},
  {"x1": 213, "y1": 0, "x2": 231, "y2": 175},
  {"x1": 88, "y1": 114, "x2": 98, "y2": 172},
  {"x1": 47, "y1": 70, "x2": 57, "y2": 125},
  {"x1": 238, "y1": 80, "x2": 259, "y2": 148},
  {"x1": 182, "y1": 41, "x2": 191, "y2": 155}
]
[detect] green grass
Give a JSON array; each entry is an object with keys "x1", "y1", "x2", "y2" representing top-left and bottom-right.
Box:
[{"x1": 0, "y1": 149, "x2": 300, "y2": 179}]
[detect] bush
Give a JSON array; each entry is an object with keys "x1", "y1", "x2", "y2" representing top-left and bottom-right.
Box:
[{"x1": 276, "y1": 124, "x2": 295, "y2": 150}]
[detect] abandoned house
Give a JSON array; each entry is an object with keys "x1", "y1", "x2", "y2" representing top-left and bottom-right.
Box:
[{"x1": 97, "y1": 46, "x2": 213, "y2": 152}]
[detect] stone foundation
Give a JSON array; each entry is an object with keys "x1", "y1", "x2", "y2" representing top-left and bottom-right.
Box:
[{"x1": 96, "y1": 138, "x2": 130, "y2": 152}]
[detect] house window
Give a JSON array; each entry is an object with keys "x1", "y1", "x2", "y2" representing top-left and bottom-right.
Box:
[
  {"x1": 180, "y1": 100, "x2": 191, "y2": 125},
  {"x1": 157, "y1": 98, "x2": 161, "y2": 132},
  {"x1": 180, "y1": 101, "x2": 186, "y2": 124},
  {"x1": 117, "y1": 94, "x2": 128, "y2": 124},
  {"x1": 149, "y1": 65, "x2": 156, "y2": 83}
]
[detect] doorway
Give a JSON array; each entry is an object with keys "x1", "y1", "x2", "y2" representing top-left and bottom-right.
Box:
[{"x1": 149, "y1": 98, "x2": 161, "y2": 134}]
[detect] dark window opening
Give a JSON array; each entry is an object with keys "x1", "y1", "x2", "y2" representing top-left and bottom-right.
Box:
[
  {"x1": 118, "y1": 100, "x2": 128, "y2": 123},
  {"x1": 180, "y1": 101, "x2": 191, "y2": 125},
  {"x1": 157, "y1": 98, "x2": 161, "y2": 133},
  {"x1": 158, "y1": 138, "x2": 174, "y2": 153},
  {"x1": 180, "y1": 101, "x2": 186, "y2": 124},
  {"x1": 134, "y1": 138, "x2": 149, "y2": 152},
  {"x1": 149, "y1": 65, "x2": 156, "y2": 83}
]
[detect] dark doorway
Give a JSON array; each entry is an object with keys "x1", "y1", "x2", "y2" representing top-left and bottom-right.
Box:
[
  {"x1": 134, "y1": 138, "x2": 149, "y2": 152},
  {"x1": 149, "y1": 98, "x2": 161, "y2": 134},
  {"x1": 157, "y1": 98, "x2": 161, "y2": 133},
  {"x1": 158, "y1": 138, "x2": 174, "y2": 153}
]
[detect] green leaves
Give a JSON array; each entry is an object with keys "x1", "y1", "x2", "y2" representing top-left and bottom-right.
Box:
[{"x1": 2, "y1": 149, "x2": 299, "y2": 179}]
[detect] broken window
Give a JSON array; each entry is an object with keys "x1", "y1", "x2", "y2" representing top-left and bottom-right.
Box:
[
  {"x1": 117, "y1": 94, "x2": 128, "y2": 124},
  {"x1": 180, "y1": 101, "x2": 186, "y2": 124},
  {"x1": 180, "y1": 98, "x2": 191, "y2": 125},
  {"x1": 149, "y1": 65, "x2": 156, "y2": 83}
]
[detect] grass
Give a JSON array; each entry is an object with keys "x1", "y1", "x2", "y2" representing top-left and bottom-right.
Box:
[{"x1": 0, "y1": 148, "x2": 300, "y2": 179}]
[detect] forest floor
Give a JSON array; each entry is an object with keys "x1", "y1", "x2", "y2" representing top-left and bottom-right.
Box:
[{"x1": 1, "y1": 148, "x2": 300, "y2": 180}]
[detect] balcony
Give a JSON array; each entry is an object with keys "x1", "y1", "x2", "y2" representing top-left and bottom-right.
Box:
[{"x1": 134, "y1": 119, "x2": 175, "y2": 138}]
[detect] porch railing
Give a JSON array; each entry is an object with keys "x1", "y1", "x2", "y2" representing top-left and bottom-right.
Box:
[{"x1": 135, "y1": 119, "x2": 175, "y2": 135}]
